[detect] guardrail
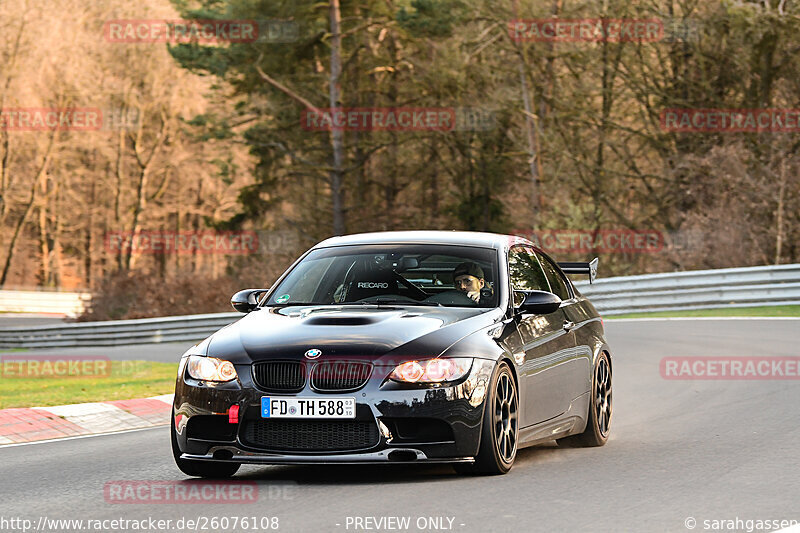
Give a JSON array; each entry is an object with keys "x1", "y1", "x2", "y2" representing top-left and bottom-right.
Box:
[
  {"x1": 0, "y1": 263, "x2": 797, "y2": 348},
  {"x1": 0, "y1": 289, "x2": 91, "y2": 317},
  {"x1": 574, "y1": 263, "x2": 800, "y2": 315},
  {"x1": 0, "y1": 312, "x2": 241, "y2": 349}
]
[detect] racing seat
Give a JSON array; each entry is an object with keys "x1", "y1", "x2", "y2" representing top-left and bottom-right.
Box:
[{"x1": 344, "y1": 262, "x2": 399, "y2": 301}]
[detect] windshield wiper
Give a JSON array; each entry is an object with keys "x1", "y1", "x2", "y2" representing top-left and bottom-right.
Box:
[
  {"x1": 266, "y1": 302, "x2": 334, "y2": 307},
  {"x1": 350, "y1": 298, "x2": 442, "y2": 306},
  {"x1": 268, "y1": 299, "x2": 443, "y2": 307}
]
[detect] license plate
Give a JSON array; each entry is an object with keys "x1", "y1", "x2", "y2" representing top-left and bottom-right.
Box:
[{"x1": 261, "y1": 397, "x2": 356, "y2": 419}]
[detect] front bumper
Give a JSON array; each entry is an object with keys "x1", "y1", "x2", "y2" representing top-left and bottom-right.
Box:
[
  {"x1": 172, "y1": 357, "x2": 496, "y2": 464},
  {"x1": 181, "y1": 448, "x2": 474, "y2": 465}
]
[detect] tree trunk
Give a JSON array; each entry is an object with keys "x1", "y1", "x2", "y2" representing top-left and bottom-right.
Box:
[
  {"x1": 0, "y1": 16, "x2": 26, "y2": 224},
  {"x1": 428, "y1": 142, "x2": 439, "y2": 221},
  {"x1": 511, "y1": 0, "x2": 541, "y2": 223},
  {"x1": 328, "y1": 0, "x2": 346, "y2": 236},
  {"x1": 38, "y1": 193, "x2": 50, "y2": 286},
  {"x1": 384, "y1": 33, "x2": 399, "y2": 229},
  {"x1": 775, "y1": 159, "x2": 786, "y2": 264},
  {"x1": 0, "y1": 131, "x2": 10, "y2": 224},
  {"x1": 0, "y1": 130, "x2": 57, "y2": 286},
  {"x1": 85, "y1": 179, "x2": 95, "y2": 288},
  {"x1": 124, "y1": 112, "x2": 168, "y2": 270},
  {"x1": 52, "y1": 181, "x2": 63, "y2": 288},
  {"x1": 125, "y1": 165, "x2": 149, "y2": 270},
  {"x1": 192, "y1": 181, "x2": 203, "y2": 273},
  {"x1": 114, "y1": 127, "x2": 125, "y2": 269}
]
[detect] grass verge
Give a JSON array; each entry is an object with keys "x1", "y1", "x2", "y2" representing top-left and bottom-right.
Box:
[{"x1": 0, "y1": 360, "x2": 178, "y2": 408}]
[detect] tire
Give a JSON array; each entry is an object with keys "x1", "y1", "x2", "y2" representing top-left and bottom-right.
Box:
[
  {"x1": 457, "y1": 361, "x2": 519, "y2": 475},
  {"x1": 171, "y1": 415, "x2": 240, "y2": 478},
  {"x1": 558, "y1": 351, "x2": 611, "y2": 447}
]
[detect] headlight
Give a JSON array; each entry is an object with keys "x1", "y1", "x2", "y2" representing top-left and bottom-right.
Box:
[
  {"x1": 186, "y1": 355, "x2": 238, "y2": 382},
  {"x1": 389, "y1": 358, "x2": 473, "y2": 384}
]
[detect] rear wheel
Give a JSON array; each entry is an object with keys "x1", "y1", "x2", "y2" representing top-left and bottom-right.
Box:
[
  {"x1": 457, "y1": 362, "x2": 518, "y2": 475},
  {"x1": 558, "y1": 351, "x2": 611, "y2": 447},
  {"x1": 171, "y1": 415, "x2": 240, "y2": 478}
]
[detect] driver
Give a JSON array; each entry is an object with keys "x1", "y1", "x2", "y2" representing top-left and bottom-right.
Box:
[{"x1": 453, "y1": 262, "x2": 486, "y2": 303}]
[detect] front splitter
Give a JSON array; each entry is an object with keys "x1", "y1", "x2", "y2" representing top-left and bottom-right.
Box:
[{"x1": 182, "y1": 446, "x2": 474, "y2": 465}]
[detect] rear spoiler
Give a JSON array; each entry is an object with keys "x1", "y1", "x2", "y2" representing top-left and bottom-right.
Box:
[{"x1": 558, "y1": 258, "x2": 598, "y2": 284}]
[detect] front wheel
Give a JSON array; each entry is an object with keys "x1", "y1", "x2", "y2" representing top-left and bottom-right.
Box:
[
  {"x1": 558, "y1": 351, "x2": 611, "y2": 447},
  {"x1": 171, "y1": 415, "x2": 240, "y2": 478},
  {"x1": 458, "y1": 361, "x2": 518, "y2": 475}
]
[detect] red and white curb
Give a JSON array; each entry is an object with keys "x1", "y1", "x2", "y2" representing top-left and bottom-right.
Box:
[{"x1": 0, "y1": 394, "x2": 173, "y2": 445}]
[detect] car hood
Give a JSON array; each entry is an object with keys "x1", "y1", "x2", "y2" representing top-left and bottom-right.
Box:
[{"x1": 205, "y1": 305, "x2": 504, "y2": 364}]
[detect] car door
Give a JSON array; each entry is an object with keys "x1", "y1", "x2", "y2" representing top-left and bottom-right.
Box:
[
  {"x1": 507, "y1": 246, "x2": 576, "y2": 426},
  {"x1": 535, "y1": 250, "x2": 592, "y2": 410}
]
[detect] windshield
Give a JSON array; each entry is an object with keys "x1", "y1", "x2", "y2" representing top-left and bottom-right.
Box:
[{"x1": 265, "y1": 244, "x2": 499, "y2": 308}]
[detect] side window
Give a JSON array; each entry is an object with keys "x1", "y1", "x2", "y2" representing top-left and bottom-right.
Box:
[
  {"x1": 536, "y1": 252, "x2": 572, "y2": 300},
  {"x1": 508, "y1": 247, "x2": 550, "y2": 292}
]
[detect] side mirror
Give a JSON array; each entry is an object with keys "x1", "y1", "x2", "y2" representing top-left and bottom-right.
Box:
[
  {"x1": 231, "y1": 288, "x2": 269, "y2": 313},
  {"x1": 513, "y1": 290, "x2": 562, "y2": 315}
]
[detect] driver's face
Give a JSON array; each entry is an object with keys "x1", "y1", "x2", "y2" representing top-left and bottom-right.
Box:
[{"x1": 454, "y1": 275, "x2": 484, "y2": 292}]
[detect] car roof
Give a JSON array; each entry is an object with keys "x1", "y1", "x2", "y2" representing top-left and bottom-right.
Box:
[{"x1": 314, "y1": 230, "x2": 535, "y2": 250}]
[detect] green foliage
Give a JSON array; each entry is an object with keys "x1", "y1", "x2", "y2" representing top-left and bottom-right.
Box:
[
  {"x1": 397, "y1": 0, "x2": 467, "y2": 38},
  {"x1": 168, "y1": 43, "x2": 232, "y2": 77},
  {"x1": 161, "y1": 0, "x2": 800, "y2": 270}
]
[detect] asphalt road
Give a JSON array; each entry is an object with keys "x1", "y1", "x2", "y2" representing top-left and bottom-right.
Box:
[
  {"x1": 0, "y1": 315, "x2": 66, "y2": 327},
  {"x1": 0, "y1": 341, "x2": 193, "y2": 362},
  {"x1": 1, "y1": 318, "x2": 798, "y2": 533}
]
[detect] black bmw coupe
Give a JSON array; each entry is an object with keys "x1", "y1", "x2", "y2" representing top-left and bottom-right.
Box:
[{"x1": 171, "y1": 231, "x2": 612, "y2": 476}]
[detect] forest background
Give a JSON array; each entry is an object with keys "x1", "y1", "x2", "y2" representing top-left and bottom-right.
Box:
[{"x1": 1, "y1": 0, "x2": 797, "y2": 319}]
